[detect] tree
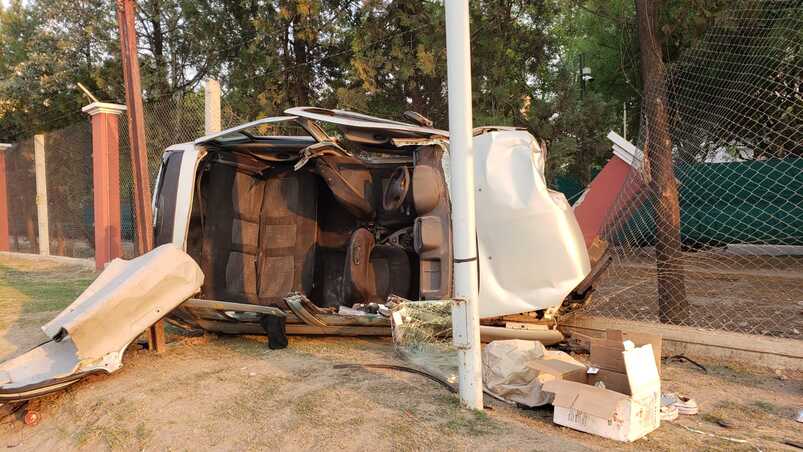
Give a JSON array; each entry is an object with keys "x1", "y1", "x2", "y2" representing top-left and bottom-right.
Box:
[
  {"x1": 636, "y1": 0, "x2": 688, "y2": 324},
  {"x1": 0, "y1": 0, "x2": 121, "y2": 140},
  {"x1": 342, "y1": 1, "x2": 448, "y2": 123}
]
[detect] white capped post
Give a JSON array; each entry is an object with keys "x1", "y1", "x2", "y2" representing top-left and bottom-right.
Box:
[
  {"x1": 204, "y1": 79, "x2": 222, "y2": 135},
  {"x1": 33, "y1": 134, "x2": 50, "y2": 255},
  {"x1": 444, "y1": 0, "x2": 483, "y2": 410}
]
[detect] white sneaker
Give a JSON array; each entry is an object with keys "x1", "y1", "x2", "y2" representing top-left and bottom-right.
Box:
[
  {"x1": 660, "y1": 404, "x2": 679, "y2": 421},
  {"x1": 662, "y1": 393, "x2": 699, "y2": 415}
]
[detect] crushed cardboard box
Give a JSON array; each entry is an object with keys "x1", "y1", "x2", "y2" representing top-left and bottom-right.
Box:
[
  {"x1": 482, "y1": 340, "x2": 586, "y2": 407},
  {"x1": 543, "y1": 342, "x2": 661, "y2": 442}
]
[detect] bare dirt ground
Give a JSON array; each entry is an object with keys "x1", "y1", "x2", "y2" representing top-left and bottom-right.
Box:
[
  {"x1": 589, "y1": 250, "x2": 803, "y2": 338},
  {"x1": 0, "y1": 254, "x2": 801, "y2": 451}
]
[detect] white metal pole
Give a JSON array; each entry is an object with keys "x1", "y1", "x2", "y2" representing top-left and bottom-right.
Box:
[
  {"x1": 444, "y1": 0, "x2": 483, "y2": 411},
  {"x1": 204, "y1": 79, "x2": 222, "y2": 135},
  {"x1": 33, "y1": 134, "x2": 50, "y2": 256}
]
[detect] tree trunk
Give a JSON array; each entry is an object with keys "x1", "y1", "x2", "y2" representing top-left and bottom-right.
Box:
[
  {"x1": 150, "y1": 0, "x2": 170, "y2": 96},
  {"x1": 291, "y1": 14, "x2": 311, "y2": 106},
  {"x1": 635, "y1": 0, "x2": 689, "y2": 324}
]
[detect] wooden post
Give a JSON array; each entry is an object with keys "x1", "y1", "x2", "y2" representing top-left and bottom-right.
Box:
[
  {"x1": 636, "y1": 0, "x2": 688, "y2": 324},
  {"x1": 83, "y1": 102, "x2": 126, "y2": 270},
  {"x1": 0, "y1": 143, "x2": 10, "y2": 251},
  {"x1": 116, "y1": 0, "x2": 164, "y2": 352},
  {"x1": 34, "y1": 134, "x2": 50, "y2": 256},
  {"x1": 204, "y1": 79, "x2": 221, "y2": 135}
]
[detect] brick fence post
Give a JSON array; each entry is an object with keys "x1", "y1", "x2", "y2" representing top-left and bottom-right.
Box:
[
  {"x1": 0, "y1": 143, "x2": 10, "y2": 251},
  {"x1": 83, "y1": 102, "x2": 127, "y2": 270}
]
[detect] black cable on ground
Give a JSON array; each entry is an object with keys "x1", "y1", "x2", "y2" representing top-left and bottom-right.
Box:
[
  {"x1": 333, "y1": 363, "x2": 513, "y2": 406},
  {"x1": 334, "y1": 363, "x2": 456, "y2": 393},
  {"x1": 663, "y1": 354, "x2": 708, "y2": 373}
]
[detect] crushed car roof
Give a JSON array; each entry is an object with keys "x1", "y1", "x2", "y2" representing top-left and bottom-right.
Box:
[
  {"x1": 285, "y1": 107, "x2": 449, "y2": 138},
  {"x1": 195, "y1": 107, "x2": 449, "y2": 149}
]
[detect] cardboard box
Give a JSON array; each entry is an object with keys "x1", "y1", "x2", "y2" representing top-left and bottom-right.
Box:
[
  {"x1": 590, "y1": 330, "x2": 662, "y2": 374},
  {"x1": 587, "y1": 368, "x2": 631, "y2": 394},
  {"x1": 534, "y1": 351, "x2": 588, "y2": 384},
  {"x1": 543, "y1": 344, "x2": 661, "y2": 442}
]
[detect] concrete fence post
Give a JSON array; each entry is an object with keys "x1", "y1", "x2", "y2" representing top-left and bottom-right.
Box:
[
  {"x1": 204, "y1": 79, "x2": 221, "y2": 135},
  {"x1": 34, "y1": 134, "x2": 50, "y2": 256},
  {"x1": 0, "y1": 143, "x2": 11, "y2": 251},
  {"x1": 83, "y1": 102, "x2": 127, "y2": 270}
]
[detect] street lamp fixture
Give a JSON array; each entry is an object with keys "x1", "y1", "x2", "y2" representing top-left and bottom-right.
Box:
[{"x1": 579, "y1": 54, "x2": 593, "y2": 98}]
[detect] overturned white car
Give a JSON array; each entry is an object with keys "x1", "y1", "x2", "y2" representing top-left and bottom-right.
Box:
[
  {"x1": 155, "y1": 107, "x2": 589, "y2": 330},
  {"x1": 0, "y1": 107, "x2": 589, "y2": 401}
]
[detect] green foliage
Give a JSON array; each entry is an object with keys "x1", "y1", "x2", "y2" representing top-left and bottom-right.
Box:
[
  {"x1": 1, "y1": 0, "x2": 796, "y2": 185},
  {"x1": 0, "y1": 0, "x2": 121, "y2": 138}
]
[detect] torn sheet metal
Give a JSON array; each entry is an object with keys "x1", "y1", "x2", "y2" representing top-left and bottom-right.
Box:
[
  {"x1": 0, "y1": 244, "x2": 203, "y2": 401},
  {"x1": 43, "y1": 244, "x2": 204, "y2": 359},
  {"x1": 473, "y1": 131, "x2": 590, "y2": 317}
]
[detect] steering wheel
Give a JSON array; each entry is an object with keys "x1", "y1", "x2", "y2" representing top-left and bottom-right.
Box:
[{"x1": 382, "y1": 167, "x2": 410, "y2": 212}]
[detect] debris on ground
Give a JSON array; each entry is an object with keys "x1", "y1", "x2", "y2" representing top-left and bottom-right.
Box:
[
  {"x1": 587, "y1": 329, "x2": 662, "y2": 375},
  {"x1": 0, "y1": 244, "x2": 203, "y2": 402},
  {"x1": 259, "y1": 314, "x2": 288, "y2": 350},
  {"x1": 390, "y1": 300, "x2": 458, "y2": 384},
  {"x1": 482, "y1": 339, "x2": 586, "y2": 407},
  {"x1": 333, "y1": 363, "x2": 456, "y2": 393},
  {"x1": 663, "y1": 354, "x2": 708, "y2": 373},
  {"x1": 660, "y1": 403, "x2": 679, "y2": 421},
  {"x1": 716, "y1": 418, "x2": 736, "y2": 429},
  {"x1": 390, "y1": 302, "x2": 674, "y2": 443},
  {"x1": 543, "y1": 341, "x2": 662, "y2": 442},
  {"x1": 785, "y1": 439, "x2": 803, "y2": 450},
  {"x1": 662, "y1": 393, "x2": 699, "y2": 416},
  {"x1": 678, "y1": 424, "x2": 763, "y2": 451}
]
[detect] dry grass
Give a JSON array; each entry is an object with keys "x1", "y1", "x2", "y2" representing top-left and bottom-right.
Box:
[{"x1": 0, "y1": 254, "x2": 800, "y2": 451}]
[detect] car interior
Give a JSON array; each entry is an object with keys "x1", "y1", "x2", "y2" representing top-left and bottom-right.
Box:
[{"x1": 174, "y1": 115, "x2": 454, "y2": 318}]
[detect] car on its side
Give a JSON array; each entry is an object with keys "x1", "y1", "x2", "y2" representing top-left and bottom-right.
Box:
[{"x1": 151, "y1": 107, "x2": 590, "y2": 334}]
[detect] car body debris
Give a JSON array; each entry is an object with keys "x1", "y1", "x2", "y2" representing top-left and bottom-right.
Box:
[{"x1": 0, "y1": 244, "x2": 203, "y2": 401}]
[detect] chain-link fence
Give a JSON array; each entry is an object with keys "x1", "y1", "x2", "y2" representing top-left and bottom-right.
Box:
[
  {"x1": 118, "y1": 94, "x2": 245, "y2": 257},
  {"x1": 6, "y1": 139, "x2": 38, "y2": 253},
  {"x1": 574, "y1": 0, "x2": 803, "y2": 339},
  {"x1": 4, "y1": 91, "x2": 244, "y2": 259},
  {"x1": 2, "y1": 2, "x2": 801, "y2": 346},
  {"x1": 44, "y1": 122, "x2": 94, "y2": 258}
]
